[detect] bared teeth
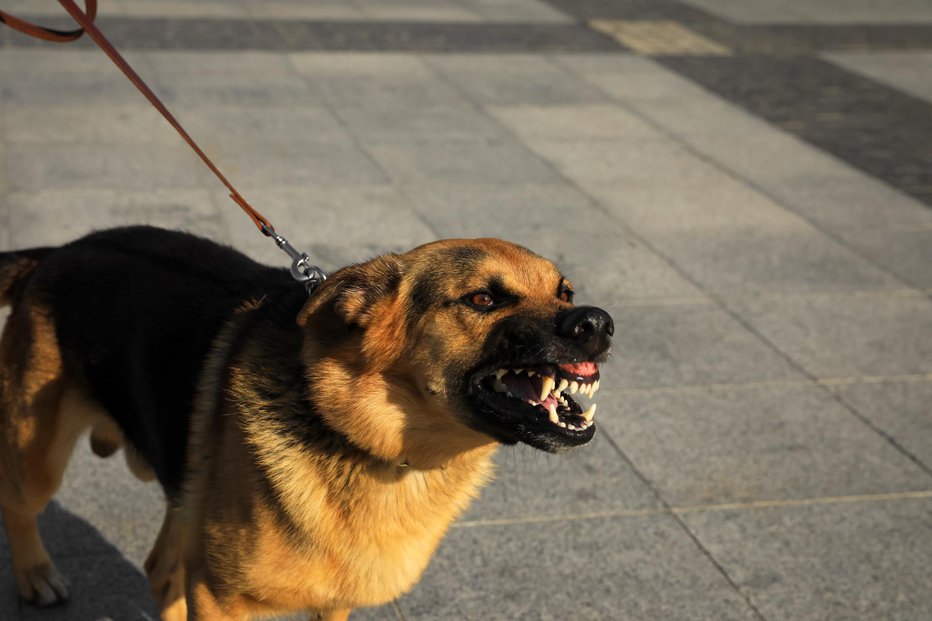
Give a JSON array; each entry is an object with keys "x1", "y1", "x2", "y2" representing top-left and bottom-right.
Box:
[
  {"x1": 540, "y1": 375, "x2": 556, "y2": 401},
  {"x1": 494, "y1": 369, "x2": 507, "y2": 380},
  {"x1": 569, "y1": 381, "x2": 579, "y2": 395},
  {"x1": 514, "y1": 368, "x2": 524, "y2": 375},
  {"x1": 527, "y1": 369, "x2": 536, "y2": 377},
  {"x1": 581, "y1": 403, "x2": 596, "y2": 422},
  {"x1": 493, "y1": 378, "x2": 508, "y2": 393},
  {"x1": 592, "y1": 380, "x2": 600, "y2": 395},
  {"x1": 548, "y1": 403, "x2": 559, "y2": 424},
  {"x1": 557, "y1": 378, "x2": 569, "y2": 393}
]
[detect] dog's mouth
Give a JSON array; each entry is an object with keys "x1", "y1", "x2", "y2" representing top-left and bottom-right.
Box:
[{"x1": 468, "y1": 361, "x2": 600, "y2": 449}]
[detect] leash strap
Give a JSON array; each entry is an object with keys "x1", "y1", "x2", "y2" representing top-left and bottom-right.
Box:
[{"x1": 0, "y1": 0, "x2": 328, "y2": 292}]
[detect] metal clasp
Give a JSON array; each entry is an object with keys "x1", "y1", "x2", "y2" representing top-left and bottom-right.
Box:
[{"x1": 263, "y1": 225, "x2": 328, "y2": 295}]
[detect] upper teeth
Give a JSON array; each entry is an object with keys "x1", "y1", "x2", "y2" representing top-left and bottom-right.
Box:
[
  {"x1": 539, "y1": 375, "x2": 555, "y2": 401},
  {"x1": 487, "y1": 367, "x2": 601, "y2": 429}
]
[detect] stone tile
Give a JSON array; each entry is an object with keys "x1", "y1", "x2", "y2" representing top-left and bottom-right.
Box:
[
  {"x1": 178, "y1": 104, "x2": 356, "y2": 148},
  {"x1": 399, "y1": 515, "x2": 758, "y2": 620},
  {"x1": 730, "y1": 291, "x2": 932, "y2": 378},
  {"x1": 353, "y1": 0, "x2": 484, "y2": 22},
  {"x1": 680, "y1": 499, "x2": 932, "y2": 621},
  {"x1": 833, "y1": 380, "x2": 932, "y2": 469},
  {"x1": 7, "y1": 188, "x2": 224, "y2": 248},
  {"x1": 487, "y1": 103, "x2": 665, "y2": 142},
  {"x1": 215, "y1": 184, "x2": 436, "y2": 268},
  {"x1": 677, "y1": 0, "x2": 811, "y2": 24},
  {"x1": 840, "y1": 227, "x2": 932, "y2": 289},
  {"x1": 606, "y1": 303, "x2": 800, "y2": 390},
  {"x1": 644, "y1": 227, "x2": 900, "y2": 295},
  {"x1": 242, "y1": 0, "x2": 367, "y2": 20},
  {"x1": 201, "y1": 142, "x2": 389, "y2": 192},
  {"x1": 826, "y1": 51, "x2": 932, "y2": 104},
  {"x1": 460, "y1": 436, "x2": 659, "y2": 523},
  {"x1": 288, "y1": 53, "x2": 465, "y2": 108},
  {"x1": 402, "y1": 181, "x2": 703, "y2": 302},
  {"x1": 368, "y1": 141, "x2": 557, "y2": 184},
  {"x1": 1, "y1": 104, "x2": 179, "y2": 145},
  {"x1": 424, "y1": 54, "x2": 608, "y2": 105},
  {"x1": 118, "y1": 0, "x2": 249, "y2": 18},
  {"x1": 4, "y1": 144, "x2": 206, "y2": 193},
  {"x1": 526, "y1": 138, "x2": 727, "y2": 186},
  {"x1": 599, "y1": 384, "x2": 929, "y2": 506},
  {"x1": 333, "y1": 102, "x2": 506, "y2": 145},
  {"x1": 0, "y1": 50, "x2": 160, "y2": 104},
  {"x1": 459, "y1": 0, "x2": 572, "y2": 23}
]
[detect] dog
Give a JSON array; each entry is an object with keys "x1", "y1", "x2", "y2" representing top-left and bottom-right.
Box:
[{"x1": 0, "y1": 225, "x2": 612, "y2": 620}]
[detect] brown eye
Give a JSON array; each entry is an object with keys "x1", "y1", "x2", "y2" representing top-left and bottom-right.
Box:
[
  {"x1": 471, "y1": 292, "x2": 494, "y2": 307},
  {"x1": 559, "y1": 287, "x2": 574, "y2": 303}
]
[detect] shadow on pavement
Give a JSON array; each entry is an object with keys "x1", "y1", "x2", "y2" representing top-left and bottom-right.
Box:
[{"x1": 0, "y1": 501, "x2": 159, "y2": 621}]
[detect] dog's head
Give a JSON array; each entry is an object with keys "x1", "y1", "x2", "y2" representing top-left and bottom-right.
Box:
[{"x1": 298, "y1": 239, "x2": 612, "y2": 466}]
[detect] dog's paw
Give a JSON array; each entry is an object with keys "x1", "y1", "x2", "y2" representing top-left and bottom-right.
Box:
[{"x1": 16, "y1": 562, "x2": 69, "y2": 606}]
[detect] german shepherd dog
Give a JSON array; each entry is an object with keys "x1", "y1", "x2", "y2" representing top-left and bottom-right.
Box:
[{"x1": 0, "y1": 226, "x2": 612, "y2": 620}]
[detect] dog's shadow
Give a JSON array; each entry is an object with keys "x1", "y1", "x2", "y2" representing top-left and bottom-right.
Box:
[{"x1": 0, "y1": 501, "x2": 159, "y2": 621}]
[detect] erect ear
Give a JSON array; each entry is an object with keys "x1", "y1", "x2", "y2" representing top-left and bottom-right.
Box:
[{"x1": 297, "y1": 254, "x2": 403, "y2": 330}]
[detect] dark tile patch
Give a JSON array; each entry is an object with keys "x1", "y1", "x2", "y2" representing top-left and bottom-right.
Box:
[
  {"x1": 540, "y1": 0, "x2": 718, "y2": 22},
  {"x1": 659, "y1": 55, "x2": 932, "y2": 208},
  {"x1": 5, "y1": 17, "x2": 624, "y2": 52},
  {"x1": 731, "y1": 24, "x2": 932, "y2": 54}
]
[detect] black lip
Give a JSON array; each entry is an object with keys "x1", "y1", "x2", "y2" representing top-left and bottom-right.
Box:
[{"x1": 464, "y1": 363, "x2": 597, "y2": 451}]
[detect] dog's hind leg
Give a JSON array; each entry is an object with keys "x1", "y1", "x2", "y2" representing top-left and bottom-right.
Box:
[
  {"x1": 0, "y1": 303, "x2": 95, "y2": 606},
  {"x1": 145, "y1": 502, "x2": 188, "y2": 621}
]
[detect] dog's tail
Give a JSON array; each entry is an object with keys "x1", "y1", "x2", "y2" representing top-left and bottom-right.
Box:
[{"x1": 0, "y1": 247, "x2": 52, "y2": 307}]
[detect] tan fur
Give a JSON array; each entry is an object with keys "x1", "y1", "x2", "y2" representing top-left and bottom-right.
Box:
[{"x1": 0, "y1": 238, "x2": 575, "y2": 620}]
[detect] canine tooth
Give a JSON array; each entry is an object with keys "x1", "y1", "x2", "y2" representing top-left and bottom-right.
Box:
[
  {"x1": 548, "y1": 405, "x2": 559, "y2": 424},
  {"x1": 494, "y1": 369, "x2": 507, "y2": 380},
  {"x1": 581, "y1": 403, "x2": 596, "y2": 422},
  {"x1": 570, "y1": 381, "x2": 579, "y2": 395},
  {"x1": 558, "y1": 422, "x2": 567, "y2": 429},
  {"x1": 557, "y1": 378, "x2": 569, "y2": 393},
  {"x1": 540, "y1": 376, "x2": 555, "y2": 401}
]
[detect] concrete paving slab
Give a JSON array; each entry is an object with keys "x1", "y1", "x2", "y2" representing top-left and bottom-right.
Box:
[
  {"x1": 839, "y1": 227, "x2": 932, "y2": 289},
  {"x1": 214, "y1": 184, "x2": 436, "y2": 268},
  {"x1": 178, "y1": 104, "x2": 356, "y2": 148},
  {"x1": 459, "y1": 0, "x2": 572, "y2": 23},
  {"x1": 398, "y1": 514, "x2": 759, "y2": 620},
  {"x1": 833, "y1": 380, "x2": 932, "y2": 469},
  {"x1": 606, "y1": 302, "x2": 801, "y2": 389},
  {"x1": 638, "y1": 227, "x2": 901, "y2": 295},
  {"x1": 487, "y1": 102, "x2": 666, "y2": 142},
  {"x1": 826, "y1": 51, "x2": 932, "y2": 105},
  {"x1": 353, "y1": 0, "x2": 484, "y2": 22},
  {"x1": 680, "y1": 498, "x2": 932, "y2": 621},
  {"x1": 334, "y1": 101, "x2": 507, "y2": 145},
  {"x1": 4, "y1": 144, "x2": 206, "y2": 193},
  {"x1": 424, "y1": 54, "x2": 608, "y2": 105},
  {"x1": 242, "y1": 0, "x2": 368, "y2": 21},
  {"x1": 288, "y1": 53, "x2": 465, "y2": 108},
  {"x1": 1, "y1": 103, "x2": 180, "y2": 146},
  {"x1": 599, "y1": 383, "x2": 930, "y2": 506},
  {"x1": 730, "y1": 291, "x2": 932, "y2": 378},
  {"x1": 368, "y1": 141, "x2": 558, "y2": 184},
  {"x1": 526, "y1": 138, "x2": 728, "y2": 186},
  {"x1": 459, "y1": 436, "x2": 659, "y2": 523},
  {"x1": 7, "y1": 188, "x2": 224, "y2": 249},
  {"x1": 401, "y1": 181, "x2": 704, "y2": 301}
]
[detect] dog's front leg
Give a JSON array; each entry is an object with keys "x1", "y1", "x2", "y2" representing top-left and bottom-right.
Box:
[{"x1": 185, "y1": 567, "x2": 248, "y2": 621}]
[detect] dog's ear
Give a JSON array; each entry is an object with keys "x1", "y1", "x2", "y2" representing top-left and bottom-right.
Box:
[{"x1": 297, "y1": 254, "x2": 403, "y2": 330}]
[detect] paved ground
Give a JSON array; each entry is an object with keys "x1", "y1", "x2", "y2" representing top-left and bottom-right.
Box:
[{"x1": 1, "y1": 0, "x2": 931, "y2": 619}]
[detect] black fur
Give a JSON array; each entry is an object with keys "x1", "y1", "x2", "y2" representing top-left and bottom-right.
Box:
[{"x1": 21, "y1": 226, "x2": 301, "y2": 498}]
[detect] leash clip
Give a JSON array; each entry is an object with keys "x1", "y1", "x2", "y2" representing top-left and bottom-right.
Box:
[{"x1": 263, "y1": 225, "x2": 328, "y2": 296}]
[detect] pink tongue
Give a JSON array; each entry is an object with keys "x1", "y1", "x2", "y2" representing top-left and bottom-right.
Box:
[
  {"x1": 500, "y1": 374, "x2": 558, "y2": 407},
  {"x1": 559, "y1": 362, "x2": 599, "y2": 377}
]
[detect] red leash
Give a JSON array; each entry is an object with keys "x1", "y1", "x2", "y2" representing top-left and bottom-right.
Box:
[{"x1": 0, "y1": 0, "x2": 328, "y2": 290}]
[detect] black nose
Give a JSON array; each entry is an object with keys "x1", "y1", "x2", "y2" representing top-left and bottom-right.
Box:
[{"x1": 557, "y1": 306, "x2": 614, "y2": 356}]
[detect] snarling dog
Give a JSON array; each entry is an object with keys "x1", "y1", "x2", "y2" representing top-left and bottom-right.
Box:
[{"x1": 0, "y1": 226, "x2": 612, "y2": 620}]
